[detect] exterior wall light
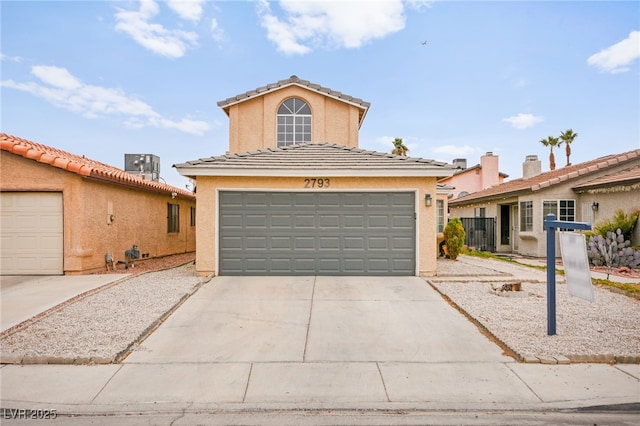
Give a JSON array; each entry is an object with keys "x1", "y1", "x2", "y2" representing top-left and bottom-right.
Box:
[
  {"x1": 425, "y1": 193, "x2": 433, "y2": 207},
  {"x1": 591, "y1": 201, "x2": 599, "y2": 211}
]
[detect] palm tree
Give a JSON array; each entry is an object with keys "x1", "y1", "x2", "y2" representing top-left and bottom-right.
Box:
[
  {"x1": 391, "y1": 137, "x2": 409, "y2": 156},
  {"x1": 559, "y1": 129, "x2": 578, "y2": 167},
  {"x1": 540, "y1": 136, "x2": 560, "y2": 171}
]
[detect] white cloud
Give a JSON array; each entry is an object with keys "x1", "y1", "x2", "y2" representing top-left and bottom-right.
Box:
[
  {"x1": 114, "y1": 0, "x2": 198, "y2": 58},
  {"x1": 167, "y1": 0, "x2": 205, "y2": 22},
  {"x1": 588, "y1": 31, "x2": 640, "y2": 74},
  {"x1": 432, "y1": 144, "x2": 478, "y2": 156},
  {"x1": 1, "y1": 53, "x2": 22, "y2": 62},
  {"x1": 502, "y1": 113, "x2": 543, "y2": 129},
  {"x1": 257, "y1": 0, "x2": 406, "y2": 55},
  {"x1": 1, "y1": 65, "x2": 210, "y2": 135},
  {"x1": 211, "y1": 18, "x2": 224, "y2": 42}
]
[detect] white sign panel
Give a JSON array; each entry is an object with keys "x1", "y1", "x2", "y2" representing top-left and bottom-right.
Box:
[{"x1": 559, "y1": 232, "x2": 595, "y2": 303}]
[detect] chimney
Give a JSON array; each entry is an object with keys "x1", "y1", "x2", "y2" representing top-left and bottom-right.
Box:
[
  {"x1": 452, "y1": 158, "x2": 467, "y2": 169},
  {"x1": 480, "y1": 152, "x2": 499, "y2": 189},
  {"x1": 523, "y1": 155, "x2": 542, "y2": 179}
]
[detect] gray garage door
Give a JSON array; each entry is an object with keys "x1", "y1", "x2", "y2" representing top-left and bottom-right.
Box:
[{"x1": 219, "y1": 191, "x2": 415, "y2": 275}]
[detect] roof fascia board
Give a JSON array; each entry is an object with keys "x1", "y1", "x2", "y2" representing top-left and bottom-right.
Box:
[
  {"x1": 175, "y1": 167, "x2": 455, "y2": 178},
  {"x1": 220, "y1": 82, "x2": 369, "y2": 112}
]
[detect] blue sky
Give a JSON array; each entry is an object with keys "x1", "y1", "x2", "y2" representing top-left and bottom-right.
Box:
[{"x1": 2, "y1": 0, "x2": 639, "y2": 189}]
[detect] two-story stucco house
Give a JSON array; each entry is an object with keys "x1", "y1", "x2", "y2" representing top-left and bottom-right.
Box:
[{"x1": 175, "y1": 76, "x2": 456, "y2": 276}]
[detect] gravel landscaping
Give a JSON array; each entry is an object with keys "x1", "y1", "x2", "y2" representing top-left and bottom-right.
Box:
[
  {"x1": 0, "y1": 262, "x2": 205, "y2": 364},
  {"x1": 1, "y1": 255, "x2": 638, "y2": 365},
  {"x1": 430, "y1": 257, "x2": 640, "y2": 363}
]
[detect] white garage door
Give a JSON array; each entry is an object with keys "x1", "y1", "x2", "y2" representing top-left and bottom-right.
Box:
[{"x1": 1, "y1": 192, "x2": 64, "y2": 275}]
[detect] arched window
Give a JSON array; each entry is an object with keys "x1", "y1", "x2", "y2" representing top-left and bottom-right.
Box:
[{"x1": 277, "y1": 98, "x2": 311, "y2": 147}]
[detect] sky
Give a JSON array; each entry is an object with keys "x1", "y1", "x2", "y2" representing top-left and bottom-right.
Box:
[{"x1": 2, "y1": 0, "x2": 639, "y2": 190}]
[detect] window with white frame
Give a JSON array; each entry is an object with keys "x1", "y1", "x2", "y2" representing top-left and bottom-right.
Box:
[
  {"x1": 520, "y1": 201, "x2": 533, "y2": 231},
  {"x1": 277, "y1": 98, "x2": 311, "y2": 147},
  {"x1": 542, "y1": 199, "x2": 575, "y2": 226},
  {"x1": 436, "y1": 199, "x2": 445, "y2": 232}
]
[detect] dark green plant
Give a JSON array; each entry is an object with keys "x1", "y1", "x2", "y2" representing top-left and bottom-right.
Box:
[
  {"x1": 443, "y1": 217, "x2": 466, "y2": 260},
  {"x1": 391, "y1": 137, "x2": 409, "y2": 156},
  {"x1": 592, "y1": 209, "x2": 639, "y2": 242}
]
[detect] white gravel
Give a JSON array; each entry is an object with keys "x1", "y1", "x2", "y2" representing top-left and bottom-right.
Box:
[
  {"x1": 430, "y1": 258, "x2": 640, "y2": 361},
  {"x1": 0, "y1": 264, "x2": 202, "y2": 363}
]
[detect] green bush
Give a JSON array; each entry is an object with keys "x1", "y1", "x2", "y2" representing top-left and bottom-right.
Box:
[
  {"x1": 443, "y1": 217, "x2": 466, "y2": 260},
  {"x1": 592, "y1": 209, "x2": 639, "y2": 242}
]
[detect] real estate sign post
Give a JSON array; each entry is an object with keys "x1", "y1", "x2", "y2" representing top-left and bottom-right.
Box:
[{"x1": 543, "y1": 214, "x2": 592, "y2": 336}]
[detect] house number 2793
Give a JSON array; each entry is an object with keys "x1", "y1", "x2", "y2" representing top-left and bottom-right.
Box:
[{"x1": 304, "y1": 178, "x2": 330, "y2": 188}]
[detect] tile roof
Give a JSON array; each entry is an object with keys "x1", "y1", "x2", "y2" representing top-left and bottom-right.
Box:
[
  {"x1": 217, "y1": 75, "x2": 370, "y2": 126},
  {"x1": 1, "y1": 133, "x2": 194, "y2": 199},
  {"x1": 174, "y1": 142, "x2": 457, "y2": 178},
  {"x1": 449, "y1": 149, "x2": 640, "y2": 205},
  {"x1": 572, "y1": 165, "x2": 640, "y2": 191}
]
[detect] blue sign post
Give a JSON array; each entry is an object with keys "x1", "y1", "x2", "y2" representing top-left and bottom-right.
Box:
[{"x1": 543, "y1": 214, "x2": 591, "y2": 336}]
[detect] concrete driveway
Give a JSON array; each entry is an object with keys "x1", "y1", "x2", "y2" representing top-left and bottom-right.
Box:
[
  {"x1": 4, "y1": 273, "x2": 639, "y2": 416},
  {"x1": 125, "y1": 275, "x2": 510, "y2": 365}
]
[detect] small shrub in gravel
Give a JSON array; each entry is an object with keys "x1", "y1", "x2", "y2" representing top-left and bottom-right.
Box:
[{"x1": 443, "y1": 218, "x2": 466, "y2": 260}]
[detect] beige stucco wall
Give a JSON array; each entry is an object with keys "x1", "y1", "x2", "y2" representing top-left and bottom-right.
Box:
[
  {"x1": 194, "y1": 175, "x2": 438, "y2": 277},
  {"x1": 226, "y1": 86, "x2": 362, "y2": 153},
  {"x1": 449, "y1": 161, "x2": 640, "y2": 257},
  {"x1": 1, "y1": 153, "x2": 195, "y2": 274}
]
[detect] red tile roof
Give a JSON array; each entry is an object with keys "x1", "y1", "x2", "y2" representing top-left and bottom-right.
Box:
[
  {"x1": 449, "y1": 149, "x2": 640, "y2": 205},
  {"x1": 1, "y1": 133, "x2": 194, "y2": 199},
  {"x1": 572, "y1": 165, "x2": 640, "y2": 191}
]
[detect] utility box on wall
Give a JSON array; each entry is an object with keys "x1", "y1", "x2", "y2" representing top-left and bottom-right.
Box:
[{"x1": 125, "y1": 154, "x2": 160, "y2": 182}]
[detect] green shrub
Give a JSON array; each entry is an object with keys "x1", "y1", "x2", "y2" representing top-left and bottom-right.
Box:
[
  {"x1": 443, "y1": 217, "x2": 466, "y2": 260},
  {"x1": 592, "y1": 209, "x2": 639, "y2": 242}
]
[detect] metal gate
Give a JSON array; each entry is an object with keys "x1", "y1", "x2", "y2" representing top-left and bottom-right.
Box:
[{"x1": 460, "y1": 217, "x2": 496, "y2": 252}]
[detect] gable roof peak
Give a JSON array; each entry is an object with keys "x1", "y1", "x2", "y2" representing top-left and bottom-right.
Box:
[{"x1": 217, "y1": 76, "x2": 371, "y2": 111}]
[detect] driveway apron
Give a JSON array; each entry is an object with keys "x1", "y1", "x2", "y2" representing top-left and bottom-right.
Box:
[
  {"x1": 124, "y1": 275, "x2": 509, "y2": 364},
  {"x1": 98, "y1": 275, "x2": 523, "y2": 406}
]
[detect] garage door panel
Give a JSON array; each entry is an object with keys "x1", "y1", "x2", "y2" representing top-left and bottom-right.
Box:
[
  {"x1": 219, "y1": 191, "x2": 415, "y2": 275},
  {"x1": 295, "y1": 237, "x2": 315, "y2": 249},
  {"x1": 271, "y1": 215, "x2": 292, "y2": 227},
  {"x1": 319, "y1": 237, "x2": 340, "y2": 250},
  {"x1": 1, "y1": 192, "x2": 63, "y2": 275},
  {"x1": 318, "y1": 214, "x2": 340, "y2": 228},
  {"x1": 221, "y1": 214, "x2": 243, "y2": 228},
  {"x1": 295, "y1": 215, "x2": 315, "y2": 227}
]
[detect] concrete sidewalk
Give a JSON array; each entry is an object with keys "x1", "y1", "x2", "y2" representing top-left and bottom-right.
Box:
[
  {"x1": 0, "y1": 274, "x2": 128, "y2": 332},
  {"x1": 1, "y1": 272, "x2": 639, "y2": 424}
]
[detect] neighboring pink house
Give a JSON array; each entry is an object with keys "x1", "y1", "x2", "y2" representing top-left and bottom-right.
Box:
[{"x1": 439, "y1": 152, "x2": 508, "y2": 199}]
